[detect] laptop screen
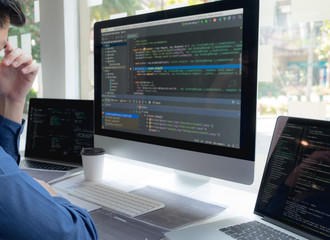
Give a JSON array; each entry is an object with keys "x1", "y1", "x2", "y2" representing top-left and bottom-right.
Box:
[
  {"x1": 255, "y1": 116, "x2": 330, "y2": 240},
  {"x1": 25, "y1": 98, "x2": 94, "y2": 165}
]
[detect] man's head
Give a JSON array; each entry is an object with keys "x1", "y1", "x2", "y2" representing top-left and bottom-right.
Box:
[
  {"x1": 0, "y1": 0, "x2": 25, "y2": 28},
  {"x1": 0, "y1": 0, "x2": 25, "y2": 51}
]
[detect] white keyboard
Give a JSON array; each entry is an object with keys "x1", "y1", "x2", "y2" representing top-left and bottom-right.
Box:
[{"x1": 69, "y1": 184, "x2": 165, "y2": 217}]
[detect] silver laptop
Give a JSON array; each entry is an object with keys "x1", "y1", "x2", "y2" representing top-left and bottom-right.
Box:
[
  {"x1": 20, "y1": 98, "x2": 94, "y2": 183},
  {"x1": 165, "y1": 116, "x2": 330, "y2": 240}
]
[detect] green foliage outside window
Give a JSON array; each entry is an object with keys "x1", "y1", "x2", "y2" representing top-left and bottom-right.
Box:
[{"x1": 9, "y1": 0, "x2": 40, "y2": 63}]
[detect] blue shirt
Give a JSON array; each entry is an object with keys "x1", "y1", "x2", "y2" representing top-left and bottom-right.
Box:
[{"x1": 0, "y1": 115, "x2": 98, "y2": 240}]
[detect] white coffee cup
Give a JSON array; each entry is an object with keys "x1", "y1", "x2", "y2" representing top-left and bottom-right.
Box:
[{"x1": 81, "y1": 147, "x2": 105, "y2": 181}]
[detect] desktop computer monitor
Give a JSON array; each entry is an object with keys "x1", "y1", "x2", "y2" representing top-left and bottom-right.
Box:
[{"x1": 94, "y1": 0, "x2": 259, "y2": 185}]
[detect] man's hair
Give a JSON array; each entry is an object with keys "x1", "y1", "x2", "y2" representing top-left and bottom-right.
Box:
[{"x1": 0, "y1": 0, "x2": 26, "y2": 28}]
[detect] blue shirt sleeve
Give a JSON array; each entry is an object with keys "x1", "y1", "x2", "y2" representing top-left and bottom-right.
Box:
[
  {"x1": 0, "y1": 116, "x2": 98, "y2": 240},
  {"x1": 0, "y1": 115, "x2": 24, "y2": 164}
]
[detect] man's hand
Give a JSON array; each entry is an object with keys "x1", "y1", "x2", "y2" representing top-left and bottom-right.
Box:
[
  {"x1": 0, "y1": 41, "x2": 39, "y2": 123},
  {"x1": 34, "y1": 178, "x2": 58, "y2": 197}
]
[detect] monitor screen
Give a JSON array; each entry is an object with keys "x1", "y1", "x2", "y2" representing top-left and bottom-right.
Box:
[{"x1": 94, "y1": 0, "x2": 259, "y2": 184}]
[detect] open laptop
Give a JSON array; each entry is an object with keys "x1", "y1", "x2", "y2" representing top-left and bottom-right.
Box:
[
  {"x1": 165, "y1": 116, "x2": 330, "y2": 240},
  {"x1": 20, "y1": 98, "x2": 94, "y2": 183}
]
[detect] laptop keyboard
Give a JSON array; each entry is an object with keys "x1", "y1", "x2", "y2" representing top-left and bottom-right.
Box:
[
  {"x1": 219, "y1": 221, "x2": 300, "y2": 240},
  {"x1": 20, "y1": 160, "x2": 77, "y2": 171}
]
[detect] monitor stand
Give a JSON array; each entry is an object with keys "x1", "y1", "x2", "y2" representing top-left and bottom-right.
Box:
[
  {"x1": 173, "y1": 170, "x2": 211, "y2": 192},
  {"x1": 103, "y1": 153, "x2": 211, "y2": 194},
  {"x1": 150, "y1": 169, "x2": 211, "y2": 194}
]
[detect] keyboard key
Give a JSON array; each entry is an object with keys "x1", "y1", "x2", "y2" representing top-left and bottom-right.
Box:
[
  {"x1": 219, "y1": 221, "x2": 299, "y2": 240},
  {"x1": 20, "y1": 160, "x2": 76, "y2": 171}
]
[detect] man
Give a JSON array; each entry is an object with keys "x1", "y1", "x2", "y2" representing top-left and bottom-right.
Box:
[{"x1": 0, "y1": 1, "x2": 98, "y2": 239}]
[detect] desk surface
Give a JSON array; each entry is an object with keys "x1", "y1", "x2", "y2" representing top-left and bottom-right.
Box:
[{"x1": 53, "y1": 153, "x2": 262, "y2": 239}]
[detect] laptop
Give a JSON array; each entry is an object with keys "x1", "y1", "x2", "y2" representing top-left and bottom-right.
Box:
[
  {"x1": 165, "y1": 116, "x2": 330, "y2": 240},
  {"x1": 20, "y1": 98, "x2": 94, "y2": 183}
]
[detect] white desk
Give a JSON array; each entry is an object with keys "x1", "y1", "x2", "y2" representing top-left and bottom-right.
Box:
[{"x1": 53, "y1": 153, "x2": 266, "y2": 234}]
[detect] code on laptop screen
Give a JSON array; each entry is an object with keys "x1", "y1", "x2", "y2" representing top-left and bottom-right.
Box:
[
  {"x1": 25, "y1": 99, "x2": 94, "y2": 164},
  {"x1": 256, "y1": 117, "x2": 330, "y2": 240}
]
